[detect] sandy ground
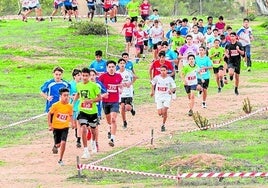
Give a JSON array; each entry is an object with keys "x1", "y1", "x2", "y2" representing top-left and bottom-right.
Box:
[{"x1": 0, "y1": 18, "x2": 268, "y2": 188}]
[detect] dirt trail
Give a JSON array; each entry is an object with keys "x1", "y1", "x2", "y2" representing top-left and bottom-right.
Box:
[{"x1": 0, "y1": 19, "x2": 268, "y2": 188}]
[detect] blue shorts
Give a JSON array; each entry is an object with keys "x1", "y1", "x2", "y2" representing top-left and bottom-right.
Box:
[
  {"x1": 102, "y1": 102, "x2": 119, "y2": 114},
  {"x1": 184, "y1": 85, "x2": 197, "y2": 94}
]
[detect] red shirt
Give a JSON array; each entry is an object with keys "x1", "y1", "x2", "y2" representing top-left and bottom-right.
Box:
[
  {"x1": 123, "y1": 23, "x2": 136, "y2": 37},
  {"x1": 140, "y1": 3, "x2": 151, "y2": 16},
  {"x1": 150, "y1": 60, "x2": 174, "y2": 78},
  {"x1": 98, "y1": 73, "x2": 122, "y2": 103},
  {"x1": 133, "y1": 30, "x2": 148, "y2": 45},
  {"x1": 103, "y1": 0, "x2": 112, "y2": 9}
]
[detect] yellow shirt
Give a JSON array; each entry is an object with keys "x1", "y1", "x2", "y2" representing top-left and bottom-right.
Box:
[{"x1": 49, "y1": 101, "x2": 73, "y2": 129}]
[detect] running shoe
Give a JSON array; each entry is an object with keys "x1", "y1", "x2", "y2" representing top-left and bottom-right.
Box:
[
  {"x1": 109, "y1": 139, "x2": 114, "y2": 147},
  {"x1": 81, "y1": 150, "x2": 90, "y2": 159},
  {"x1": 234, "y1": 88, "x2": 239, "y2": 95},
  {"x1": 230, "y1": 75, "x2": 233, "y2": 81},
  {"x1": 58, "y1": 160, "x2": 64, "y2": 166},
  {"x1": 52, "y1": 145, "x2": 58, "y2": 154},
  {"x1": 220, "y1": 80, "x2": 224, "y2": 88},
  {"x1": 76, "y1": 141, "x2": 81, "y2": 148},
  {"x1": 161, "y1": 125, "x2": 165, "y2": 132},
  {"x1": 218, "y1": 87, "x2": 221, "y2": 93},
  {"x1": 202, "y1": 102, "x2": 207, "y2": 108},
  {"x1": 188, "y1": 109, "x2": 193, "y2": 116},
  {"x1": 91, "y1": 142, "x2": 97, "y2": 153},
  {"x1": 130, "y1": 109, "x2": 136, "y2": 116},
  {"x1": 123, "y1": 121, "x2": 127, "y2": 128},
  {"x1": 107, "y1": 131, "x2": 111, "y2": 139}
]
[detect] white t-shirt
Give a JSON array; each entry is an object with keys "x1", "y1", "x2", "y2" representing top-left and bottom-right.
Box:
[
  {"x1": 117, "y1": 69, "x2": 134, "y2": 98},
  {"x1": 151, "y1": 75, "x2": 176, "y2": 101},
  {"x1": 150, "y1": 26, "x2": 164, "y2": 44}
]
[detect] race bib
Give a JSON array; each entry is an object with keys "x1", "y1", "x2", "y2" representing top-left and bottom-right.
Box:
[
  {"x1": 157, "y1": 87, "x2": 167, "y2": 92},
  {"x1": 188, "y1": 76, "x2": 196, "y2": 80},
  {"x1": 81, "y1": 102, "x2": 92, "y2": 110},
  {"x1": 107, "y1": 84, "x2": 117, "y2": 93},
  {"x1": 200, "y1": 69, "x2": 206, "y2": 74},
  {"x1": 56, "y1": 113, "x2": 68, "y2": 122},
  {"x1": 213, "y1": 60, "x2": 220, "y2": 64}
]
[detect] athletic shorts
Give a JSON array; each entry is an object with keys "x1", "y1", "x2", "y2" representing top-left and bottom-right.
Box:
[
  {"x1": 135, "y1": 44, "x2": 144, "y2": 54},
  {"x1": 87, "y1": 5, "x2": 95, "y2": 11},
  {"x1": 22, "y1": 7, "x2": 29, "y2": 11},
  {"x1": 141, "y1": 15, "x2": 149, "y2": 21},
  {"x1": 103, "y1": 7, "x2": 111, "y2": 12},
  {"x1": 197, "y1": 79, "x2": 210, "y2": 89},
  {"x1": 72, "y1": 6, "x2": 78, "y2": 11},
  {"x1": 65, "y1": 5, "x2": 72, "y2": 11},
  {"x1": 53, "y1": 128, "x2": 69, "y2": 145},
  {"x1": 131, "y1": 16, "x2": 138, "y2": 23},
  {"x1": 125, "y1": 36, "x2": 132, "y2": 43},
  {"x1": 102, "y1": 102, "x2": 119, "y2": 114},
  {"x1": 213, "y1": 65, "x2": 224, "y2": 74},
  {"x1": 153, "y1": 43, "x2": 158, "y2": 50},
  {"x1": 184, "y1": 85, "x2": 197, "y2": 94},
  {"x1": 120, "y1": 97, "x2": 133, "y2": 105},
  {"x1": 144, "y1": 40, "x2": 148, "y2": 46},
  {"x1": 54, "y1": 2, "x2": 63, "y2": 9},
  {"x1": 29, "y1": 6, "x2": 37, "y2": 10},
  {"x1": 156, "y1": 98, "x2": 171, "y2": 109},
  {"x1": 77, "y1": 111, "x2": 98, "y2": 128},
  {"x1": 228, "y1": 61, "x2": 241, "y2": 74}
]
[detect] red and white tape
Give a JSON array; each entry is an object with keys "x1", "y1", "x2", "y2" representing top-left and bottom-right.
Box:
[{"x1": 77, "y1": 164, "x2": 268, "y2": 180}]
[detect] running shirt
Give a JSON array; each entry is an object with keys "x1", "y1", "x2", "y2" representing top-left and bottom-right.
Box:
[
  {"x1": 215, "y1": 22, "x2": 226, "y2": 34},
  {"x1": 98, "y1": 73, "x2": 123, "y2": 103},
  {"x1": 179, "y1": 26, "x2": 189, "y2": 37},
  {"x1": 69, "y1": 80, "x2": 80, "y2": 112},
  {"x1": 150, "y1": 60, "x2": 174, "y2": 78},
  {"x1": 151, "y1": 75, "x2": 176, "y2": 101},
  {"x1": 28, "y1": 0, "x2": 38, "y2": 8},
  {"x1": 76, "y1": 81, "x2": 100, "y2": 114},
  {"x1": 133, "y1": 30, "x2": 148, "y2": 45},
  {"x1": 72, "y1": 0, "x2": 78, "y2": 6},
  {"x1": 117, "y1": 69, "x2": 134, "y2": 98},
  {"x1": 149, "y1": 14, "x2": 160, "y2": 21},
  {"x1": 122, "y1": 23, "x2": 136, "y2": 37},
  {"x1": 182, "y1": 64, "x2": 200, "y2": 86},
  {"x1": 208, "y1": 47, "x2": 225, "y2": 67},
  {"x1": 225, "y1": 42, "x2": 243, "y2": 64},
  {"x1": 189, "y1": 31, "x2": 204, "y2": 47},
  {"x1": 89, "y1": 59, "x2": 107, "y2": 77},
  {"x1": 170, "y1": 36, "x2": 185, "y2": 51},
  {"x1": 22, "y1": 0, "x2": 29, "y2": 8},
  {"x1": 149, "y1": 26, "x2": 164, "y2": 44},
  {"x1": 179, "y1": 44, "x2": 199, "y2": 61},
  {"x1": 103, "y1": 0, "x2": 112, "y2": 9},
  {"x1": 140, "y1": 2, "x2": 151, "y2": 16},
  {"x1": 87, "y1": 0, "x2": 95, "y2": 6},
  {"x1": 64, "y1": 0, "x2": 72, "y2": 6},
  {"x1": 41, "y1": 79, "x2": 70, "y2": 112},
  {"x1": 126, "y1": 1, "x2": 140, "y2": 17},
  {"x1": 237, "y1": 26, "x2": 253, "y2": 46},
  {"x1": 195, "y1": 55, "x2": 212, "y2": 80},
  {"x1": 49, "y1": 101, "x2": 73, "y2": 129}
]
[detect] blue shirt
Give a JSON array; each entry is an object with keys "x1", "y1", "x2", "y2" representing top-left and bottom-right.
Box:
[
  {"x1": 89, "y1": 59, "x2": 107, "y2": 75},
  {"x1": 179, "y1": 26, "x2": 189, "y2": 37},
  {"x1": 195, "y1": 55, "x2": 212, "y2": 80},
  {"x1": 96, "y1": 80, "x2": 107, "y2": 94},
  {"x1": 40, "y1": 79, "x2": 70, "y2": 112},
  {"x1": 116, "y1": 61, "x2": 134, "y2": 72},
  {"x1": 69, "y1": 80, "x2": 80, "y2": 112}
]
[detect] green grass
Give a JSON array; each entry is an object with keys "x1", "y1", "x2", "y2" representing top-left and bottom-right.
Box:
[{"x1": 0, "y1": 17, "x2": 268, "y2": 187}]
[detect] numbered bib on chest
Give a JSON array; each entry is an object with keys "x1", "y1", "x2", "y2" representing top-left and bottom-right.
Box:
[{"x1": 81, "y1": 102, "x2": 92, "y2": 110}]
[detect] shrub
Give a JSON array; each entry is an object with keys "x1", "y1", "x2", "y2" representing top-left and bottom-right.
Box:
[
  {"x1": 247, "y1": 13, "x2": 256, "y2": 21},
  {"x1": 242, "y1": 97, "x2": 252, "y2": 114},
  {"x1": 193, "y1": 111, "x2": 210, "y2": 130},
  {"x1": 260, "y1": 21, "x2": 268, "y2": 29},
  {"x1": 70, "y1": 21, "x2": 107, "y2": 35}
]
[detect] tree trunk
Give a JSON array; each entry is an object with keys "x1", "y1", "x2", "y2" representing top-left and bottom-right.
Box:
[{"x1": 256, "y1": 0, "x2": 268, "y2": 15}]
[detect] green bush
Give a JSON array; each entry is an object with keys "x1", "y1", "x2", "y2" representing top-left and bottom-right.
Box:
[
  {"x1": 260, "y1": 20, "x2": 268, "y2": 29},
  {"x1": 70, "y1": 21, "x2": 107, "y2": 35},
  {"x1": 247, "y1": 13, "x2": 256, "y2": 21}
]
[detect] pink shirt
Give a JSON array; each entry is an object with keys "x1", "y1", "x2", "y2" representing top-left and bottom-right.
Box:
[
  {"x1": 123, "y1": 23, "x2": 136, "y2": 37},
  {"x1": 140, "y1": 3, "x2": 151, "y2": 15}
]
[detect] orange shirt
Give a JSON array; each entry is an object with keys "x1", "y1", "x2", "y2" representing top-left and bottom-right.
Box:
[{"x1": 49, "y1": 101, "x2": 73, "y2": 129}]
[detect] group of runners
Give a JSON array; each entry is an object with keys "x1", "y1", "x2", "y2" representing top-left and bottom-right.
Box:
[{"x1": 39, "y1": 0, "x2": 254, "y2": 165}]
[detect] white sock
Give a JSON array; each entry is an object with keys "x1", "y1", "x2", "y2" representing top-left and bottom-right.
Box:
[
  {"x1": 84, "y1": 147, "x2": 88, "y2": 152},
  {"x1": 111, "y1": 135, "x2": 115, "y2": 140}
]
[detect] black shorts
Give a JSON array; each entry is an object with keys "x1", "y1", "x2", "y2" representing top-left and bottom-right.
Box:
[
  {"x1": 103, "y1": 7, "x2": 111, "y2": 12},
  {"x1": 29, "y1": 6, "x2": 37, "y2": 10},
  {"x1": 65, "y1": 5, "x2": 72, "y2": 10},
  {"x1": 72, "y1": 6, "x2": 78, "y2": 11},
  {"x1": 120, "y1": 97, "x2": 133, "y2": 105},
  {"x1": 102, "y1": 102, "x2": 119, "y2": 114},
  {"x1": 153, "y1": 43, "x2": 158, "y2": 50},
  {"x1": 228, "y1": 62, "x2": 241, "y2": 74},
  {"x1": 184, "y1": 85, "x2": 197, "y2": 94},
  {"x1": 131, "y1": 16, "x2": 138, "y2": 23},
  {"x1": 77, "y1": 111, "x2": 98, "y2": 128},
  {"x1": 144, "y1": 40, "x2": 148, "y2": 46},
  {"x1": 141, "y1": 15, "x2": 149, "y2": 21},
  {"x1": 53, "y1": 128, "x2": 69, "y2": 145},
  {"x1": 197, "y1": 79, "x2": 210, "y2": 89},
  {"x1": 213, "y1": 65, "x2": 224, "y2": 74},
  {"x1": 125, "y1": 36, "x2": 132, "y2": 43}
]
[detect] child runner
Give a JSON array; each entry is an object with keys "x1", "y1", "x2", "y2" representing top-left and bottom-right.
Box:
[
  {"x1": 149, "y1": 19, "x2": 164, "y2": 60},
  {"x1": 40, "y1": 66, "x2": 70, "y2": 113},
  {"x1": 195, "y1": 46, "x2": 213, "y2": 108},
  {"x1": 139, "y1": 0, "x2": 151, "y2": 21},
  {"x1": 126, "y1": 0, "x2": 140, "y2": 25},
  {"x1": 116, "y1": 58, "x2": 137, "y2": 128},
  {"x1": 181, "y1": 54, "x2": 201, "y2": 116},
  {"x1": 102, "y1": 0, "x2": 112, "y2": 24},
  {"x1": 74, "y1": 68, "x2": 101, "y2": 159},
  {"x1": 50, "y1": 0, "x2": 65, "y2": 22},
  {"x1": 98, "y1": 60, "x2": 123, "y2": 147},
  {"x1": 89, "y1": 50, "x2": 107, "y2": 77},
  {"x1": 69, "y1": 69, "x2": 82, "y2": 148},
  {"x1": 133, "y1": 23, "x2": 148, "y2": 61},
  {"x1": 150, "y1": 65, "x2": 176, "y2": 132},
  {"x1": 48, "y1": 87, "x2": 73, "y2": 166},
  {"x1": 121, "y1": 17, "x2": 136, "y2": 54},
  {"x1": 225, "y1": 32, "x2": 244, "y2": 95},
  {"x1": 86, "y1": 0, "x2": 96, "y2": 21}
]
